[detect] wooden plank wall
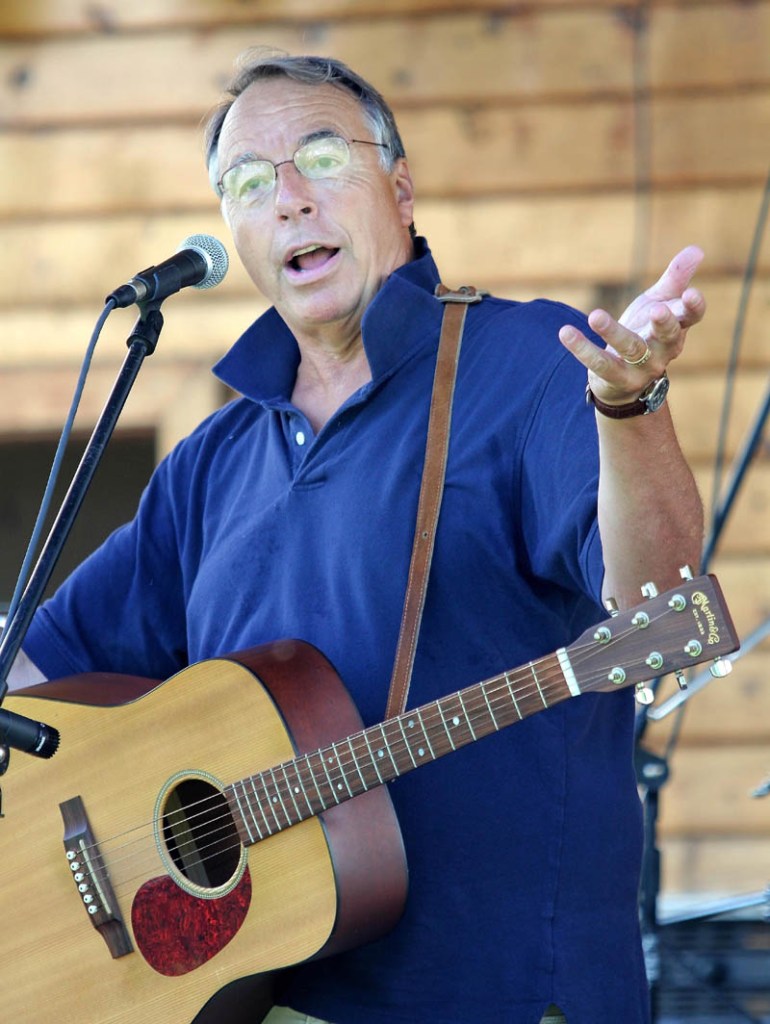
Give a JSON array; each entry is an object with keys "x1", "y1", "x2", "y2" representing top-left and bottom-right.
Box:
[{"x1": 0, "y1": 0, "x2": 768, "y2": 904}]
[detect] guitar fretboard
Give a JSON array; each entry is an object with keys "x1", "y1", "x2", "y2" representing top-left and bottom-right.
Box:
[{"x1": 226, "y1": 651, "x2": 571, "y2": 845}]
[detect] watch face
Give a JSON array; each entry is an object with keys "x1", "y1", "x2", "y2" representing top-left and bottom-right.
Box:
[{"x1": 643, "y1": 375, "x2": 670, "y2": 412}]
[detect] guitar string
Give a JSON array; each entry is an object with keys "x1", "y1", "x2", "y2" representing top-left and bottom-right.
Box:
[
  {"x1": 77, "y1": 652, "x2": 582, "y2": 892},
  {"x1": 76, "y1": 609, "x2": 675, "y2": 897},
  {"x1": 79, "y1": 608, "x2": 679, "y2": 899}
]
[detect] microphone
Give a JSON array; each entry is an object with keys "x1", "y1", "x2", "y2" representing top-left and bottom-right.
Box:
[
  {"x1": 106, "y1": 234, "x2": 229, "y2": 308},
  {"x1": 0, "y1": 707, "x2": 59, "y2": 759}
]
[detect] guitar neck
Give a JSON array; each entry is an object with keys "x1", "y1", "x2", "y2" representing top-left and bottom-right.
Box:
[
  {"x1": 226, "y1": 651, "x2": 571, "y2": 845},
  {"x1": 226, "y1": 572, "x2": 740, "y2": 846}
]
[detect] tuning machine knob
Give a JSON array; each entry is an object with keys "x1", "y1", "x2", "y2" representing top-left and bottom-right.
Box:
[
  {"x1": 634, "y1": 683, "x2": 655, "y2": 706},
  {"x1": 710, "y1": 658, "x2": 733, "y2": 679}
]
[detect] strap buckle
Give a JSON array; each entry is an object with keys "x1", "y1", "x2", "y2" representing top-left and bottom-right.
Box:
[{"x1": 434, "y1": 284, "x2": 487, "y2": 305}]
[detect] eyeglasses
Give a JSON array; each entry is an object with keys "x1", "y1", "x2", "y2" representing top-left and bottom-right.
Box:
[{"x1": 217, "y1": 135, "x2": 389, "y2": 206}]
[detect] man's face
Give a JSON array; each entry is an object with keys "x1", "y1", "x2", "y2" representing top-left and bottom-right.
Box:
[{"x1": 215, "y1": 78, "x2": 415, "y2": 343}]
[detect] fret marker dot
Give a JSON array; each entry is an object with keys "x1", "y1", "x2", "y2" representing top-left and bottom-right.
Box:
[
  {"x1": 417, "y1": 747, "x2": 425, "y2": 757},
  {"x1": 452, "y1": 716, "x2": 460, "y2": 726},
  {"x1": 377, "y1": 750, "x2": 384, "y2": 758},
  {"x1": 272, "y1": 797, "x2": 278, "y2": 803},
  {"x1": 337, "y1": 784, "x2": 344, "y2": 791},
  {"x1": 407, "y1": 720, "x2": 415, "y2": 729},
  {"x1": 294, "y1": 787, "x2": 300, "y2": 794}
]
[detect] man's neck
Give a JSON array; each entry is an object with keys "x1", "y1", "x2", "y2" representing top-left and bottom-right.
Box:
[{"x1": 290, "y1": 337, "x2": 372, "y2": 432}]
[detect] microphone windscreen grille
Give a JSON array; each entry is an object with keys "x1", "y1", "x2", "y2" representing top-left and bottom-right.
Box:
[{"x1": 178, "y1": 234, "x2": 230, "y2": 289}]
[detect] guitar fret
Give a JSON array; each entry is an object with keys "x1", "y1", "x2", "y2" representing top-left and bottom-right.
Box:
[
  {"x1": 457, "y1": 693, "x2": 477, "y2": 741},
  {"x1": 301, "y1": 752, "x2": 329, "y2": 812},
  {"x1": 436, "y1": 694, "x2": 475, "y2": 748},
  {"x1": 230, "y1": 780, "x2": 261, "y2": 843},
  {"x1": 481, "y1": 682, "x2": 501, "y2": 730},
  {"x1": 362, "y1": 732, "x2": 386, "y2": 783},
  {"x1": 283, "y1": 758, "x2": 315, "y2": 817},
  {"x1": 249, "y1": 776, "x2": 276, "y2": 835},
  {"x1": 437, "y1": 703, "x2": 457, "y2": 751},
  {"x1": 377, "y1": 724, "x2": 401, "y2": 778},
  {"x1": 319, "y1": 752, "x2": 342, "y2": 805},
  {"x1": 530, "y1": 662, "x2": 549, "y2": 708},
  {"x1": 279, "y1": 763, "x2": 302, "y2": 822},
  {"x1": 260, "y1": 771, "x2": 285, "y2": 829},
  {"x1": 308, "y1": 751, "x2": 335, "y2": 809},
  {"x1": 344, "y1": 737, "x2": 369, "y2": 793},
  {"x1": 330, "y1": 742, "x2": 354, "y2": 800},
  {"x1": 396, "y1": 717, "x2": 419, "y2": 767},
  {"x1": 414, "y1": 709, "x2": 435, "y2": 760},
  {"x1": 504, "y1": 672, "x2": 523, "y2": 719},
  {"x1": 266, "y1": 767, "x2": 292, "y2": 827}
]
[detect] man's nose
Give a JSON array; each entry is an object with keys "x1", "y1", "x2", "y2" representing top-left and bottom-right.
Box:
[{"x1": 273, "y1": 163, "x2": 317, "y2": 220}]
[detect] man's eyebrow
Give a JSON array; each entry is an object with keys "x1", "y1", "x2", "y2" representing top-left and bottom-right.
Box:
[
  {"x1": 226, "y1": 129, "x2": 340, "y2": 169},
  {"x1": 298, "y1": 128, "x2": 340, "y2": 146}
]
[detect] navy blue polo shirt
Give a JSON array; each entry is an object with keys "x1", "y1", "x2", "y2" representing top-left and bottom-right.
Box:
[{"x1": 25, "y1": 240, "x2": 649, "y2": 1023}]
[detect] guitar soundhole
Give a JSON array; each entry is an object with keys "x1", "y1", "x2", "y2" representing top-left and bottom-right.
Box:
[{"x1": 161, "y1": 777, "x2": 242, "y2": 891}]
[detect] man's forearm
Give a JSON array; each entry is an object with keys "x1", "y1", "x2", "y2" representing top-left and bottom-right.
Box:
[{"x1": 597, "y1": 407, "x2": 704, "y2": 610}]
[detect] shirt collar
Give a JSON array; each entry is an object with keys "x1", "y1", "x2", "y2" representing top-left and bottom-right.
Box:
[{"x1": 213, "y1": 237, "x2": 443, "y2": 404}]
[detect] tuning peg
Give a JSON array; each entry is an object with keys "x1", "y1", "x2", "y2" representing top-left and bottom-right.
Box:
[
  {"x1": 674, "y1": 670, "x2": 688, "y2": 690},
  {"x1": 710, "y1": 658, "x2": 733, "y2": 679},
  {"x1": 634, "y1": 683, "x2": 655, "y2": 706},
  {"x1": 641, "y1": 582, "x2": 659, "y2": 599},
  {"x1": 604, "y1": 597, "x2": 620, "y2": 617},
  {"x1": 679, "y1": 565, "x2": 695, "y2": 581}
]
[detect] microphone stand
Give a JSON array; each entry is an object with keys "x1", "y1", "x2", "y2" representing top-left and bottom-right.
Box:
[{"x1": 0, "y1": 302, "x2": 165, "y2": 772}]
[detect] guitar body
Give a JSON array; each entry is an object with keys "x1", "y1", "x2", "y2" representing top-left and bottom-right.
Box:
[
  {"x1": 0, "y1": 573, "x2": 741, "y2": 1023},
  {"x1": 0, "y1": 640, "x2": 408, "y2": 1024}
]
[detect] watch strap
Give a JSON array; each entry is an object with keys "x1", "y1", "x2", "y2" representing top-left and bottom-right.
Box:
[{"x1": 586, "y1": 374, "x2": 669, "y2": 419}]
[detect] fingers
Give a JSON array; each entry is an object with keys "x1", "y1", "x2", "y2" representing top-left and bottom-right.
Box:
[
  {"x1": 559, "y1": 247, "x2": 706, "y2": 405},
  {"x1": 559, "y1": 320, "x2": 662, "y2": 406},
  {"x1": 650, "y1": 245, "x2": 705, "y2": 300}
]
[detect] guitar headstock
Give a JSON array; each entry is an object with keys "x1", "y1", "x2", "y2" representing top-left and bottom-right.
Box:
[{"x1": 570, "y1": 569, "x2": 740, "y2": 703}]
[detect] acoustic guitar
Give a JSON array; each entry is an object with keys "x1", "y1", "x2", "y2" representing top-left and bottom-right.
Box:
[{"x1": 0, "y1": 572, "x2": 738, "y2": 1023}]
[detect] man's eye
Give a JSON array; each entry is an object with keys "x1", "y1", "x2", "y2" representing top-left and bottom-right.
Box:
[
  {"x1": 300, "y1": 141, "x2": 349, "y2": 176},
  {"x1": 231, "y1": 164, "x2": 273, "y2": 198},
  {"x1": 310, "y1": 154, "x2": 342, "y2": 171}
]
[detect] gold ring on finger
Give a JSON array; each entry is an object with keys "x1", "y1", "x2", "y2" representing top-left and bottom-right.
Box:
[{"x1": 623, "y1": 343, "x2": 652, "y2": 367}]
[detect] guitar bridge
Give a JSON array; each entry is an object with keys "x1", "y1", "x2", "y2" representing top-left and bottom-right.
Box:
[{"x1": 60, "y1": 795, "x2": 133, "y2": 958}]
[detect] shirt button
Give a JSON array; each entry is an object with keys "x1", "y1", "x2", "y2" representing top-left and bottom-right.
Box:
[{"x1": 295, "y1": 431, "x2": 306, "y2": 446}]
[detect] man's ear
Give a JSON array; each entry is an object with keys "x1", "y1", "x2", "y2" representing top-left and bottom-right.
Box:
[{"x1": 392, "y1": 157, "x2": 415, "y2": 228}]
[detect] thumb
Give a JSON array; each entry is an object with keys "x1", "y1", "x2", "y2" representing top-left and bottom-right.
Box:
[{"x1": 650, "y1": 245, "x2": 704, "y2": 299}]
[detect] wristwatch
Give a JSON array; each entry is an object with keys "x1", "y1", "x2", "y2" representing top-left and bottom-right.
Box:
[{"x1": 586, "y1": 374, "x2": 669, "y2": 420}]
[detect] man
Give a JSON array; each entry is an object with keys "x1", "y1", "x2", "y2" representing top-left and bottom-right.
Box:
[{"x1": 9, "y1": 50, "x2": 704, "y2": 1023}]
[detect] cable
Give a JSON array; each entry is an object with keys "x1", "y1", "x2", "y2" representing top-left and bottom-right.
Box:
[
  {"x1": 707, "y1": 163, "x2": 770, "y2": 551},
  {"x1": 1, "y1": 299, "x2": 118, "y2": 635}
]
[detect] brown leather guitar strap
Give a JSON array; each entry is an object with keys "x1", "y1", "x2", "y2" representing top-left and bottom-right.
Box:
[{"x1": 385, "y1": 284, "x2": 484, "y2": 720}]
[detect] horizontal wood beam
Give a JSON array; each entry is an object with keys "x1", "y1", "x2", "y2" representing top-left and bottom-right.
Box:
[
  {"x1": 661, "y1": 835, "x2": 770, "y2": 897},
  {"x1": 0, "y1": 186, "x2": 767, "y2": 306},
  {"x1": 0, "y1": 2, "x2": 722, "y2": 38},
  {"x1": 2, "y1": 6, "x2": 769, "y2": 127},
  {"x1": 2, "y1": 277, "x2": 768, "y2": 371},
  {"x1": 1, "y1": 91, "x2": 768, "y2": 218}
]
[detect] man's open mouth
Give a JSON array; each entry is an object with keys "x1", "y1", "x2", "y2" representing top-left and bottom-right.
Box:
[{"x1": 288, "y1": 244, "x2": 340, "y2": 273}]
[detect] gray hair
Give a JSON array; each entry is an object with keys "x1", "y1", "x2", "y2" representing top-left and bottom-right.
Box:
[{"x1": 204, "y1": 48, "x2": 407, "y2": 194}]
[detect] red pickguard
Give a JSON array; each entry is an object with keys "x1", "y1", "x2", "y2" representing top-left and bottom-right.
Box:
[{"x1": 132, "y1": 869, "x2": 252, "y2": 976}]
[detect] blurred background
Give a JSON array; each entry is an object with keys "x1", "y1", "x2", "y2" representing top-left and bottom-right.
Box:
[{"x1": 1, "y1": 1, "x2": 769, "y2": 1017}]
